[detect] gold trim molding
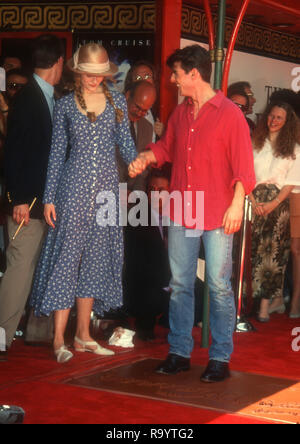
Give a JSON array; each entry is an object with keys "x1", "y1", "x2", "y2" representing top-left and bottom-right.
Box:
[
  {"x1": 0, "y1": 2, "x2": 155, "y2": 32},
  {"x1": 0, "y1": 2, "x2": 299, "y2": 63}
]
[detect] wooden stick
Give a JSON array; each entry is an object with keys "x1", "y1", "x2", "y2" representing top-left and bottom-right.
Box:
[{"x1": 12, "y1": 197, "x2": 37, "y2": 241}]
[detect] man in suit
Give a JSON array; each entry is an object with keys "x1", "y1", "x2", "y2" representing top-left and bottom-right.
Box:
[
  {"x1": 117, "y1": 80, "x2": 157, "y2": 192},
  {"x1": 123, "y1": 165, "x2": 172, "y2": 340},
  {"x1": 0, "y1": 35, "x2": 64, "y2": 352}
]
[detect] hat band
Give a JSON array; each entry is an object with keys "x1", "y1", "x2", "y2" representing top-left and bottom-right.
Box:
[{"x1": 75, "y1": 61, "x2": 111, "y2": 74}]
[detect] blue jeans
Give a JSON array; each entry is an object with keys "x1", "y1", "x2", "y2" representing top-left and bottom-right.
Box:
[{"x1": 168, "y1": 223, "x2": 236, "y2": 363}]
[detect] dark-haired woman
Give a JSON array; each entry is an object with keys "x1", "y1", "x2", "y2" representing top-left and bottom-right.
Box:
[
  {"x1": 30, "y1": 44, "x2": 137, "y2": 362},
  {"x1": 250, "y1": 102, "x2": 300, "y2": 322}
]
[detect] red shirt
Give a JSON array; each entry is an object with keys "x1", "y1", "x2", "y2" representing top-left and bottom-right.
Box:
[{"x1": 149, "y1": 91, "x2": 256, "y2": 231}]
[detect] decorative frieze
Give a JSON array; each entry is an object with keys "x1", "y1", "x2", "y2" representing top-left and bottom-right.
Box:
[
  {"x1": 182, "y1": 5, "x2": 300, "y2": 63},
  {"x1": 0, "y1": 2, "x2": 155, "y2": 32}
]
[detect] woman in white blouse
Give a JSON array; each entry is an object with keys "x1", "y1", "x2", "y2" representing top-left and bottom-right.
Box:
[{"x1": 250, "y1": 102, "x2": 300, "y2": 322}]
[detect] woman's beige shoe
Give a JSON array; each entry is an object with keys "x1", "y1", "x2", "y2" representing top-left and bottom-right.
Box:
[
  {"x1": 74, "y1": 336, "x2": 115, "y2": 356},
  {"x1": 269, "y1": 303, "x2": 286, "y2": 314},
  {"x1": 54, "y1": 345, "x2": 74, "y2": 364}
]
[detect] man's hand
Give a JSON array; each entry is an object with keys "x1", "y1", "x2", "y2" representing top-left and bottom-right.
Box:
[
  {"x1": 223, "y1": 181, "x2": 245, "y2": 235},
  {"x1": 44, "y1": 204, "x2": 56, "y2": 228},
  {"x1": 128, "y1": 150, "x2": 157, "y2": 178},
  {"x1": 13, "y1": 204, "x2": 30, "y2": 226},
  {"x1": 222, "y1": 203, "x2": 244, "y2": 235}
]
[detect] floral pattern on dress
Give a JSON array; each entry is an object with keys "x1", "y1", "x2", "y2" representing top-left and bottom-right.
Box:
[
  {"x1": 251, "y1": 184, "x2": 290, "y2": 301},
  {"x1": 30, "y1": 91, "x2": 137, "y2": 316}
]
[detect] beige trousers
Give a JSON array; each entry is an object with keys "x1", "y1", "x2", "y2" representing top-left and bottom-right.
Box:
[{"x1": 0, "y1": 217, "x2": 47, "y2": 348}]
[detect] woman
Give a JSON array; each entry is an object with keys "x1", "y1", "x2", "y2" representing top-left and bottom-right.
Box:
[
  {"x1": 30, "y1": 44, "x2": 137, "y2": 362},
  {"x1": 250, "y1": 102, "x2": 300, "y2": 322}
]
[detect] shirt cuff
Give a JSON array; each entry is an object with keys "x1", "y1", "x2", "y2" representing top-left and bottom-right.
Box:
[{"x1": 230, "y1": 176, "x2": 256, "y2": 196}]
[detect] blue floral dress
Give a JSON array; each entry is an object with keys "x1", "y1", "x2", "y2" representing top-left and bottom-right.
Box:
[{"x1": 30, "y1": 91, "x2": 136, "y2": 316}]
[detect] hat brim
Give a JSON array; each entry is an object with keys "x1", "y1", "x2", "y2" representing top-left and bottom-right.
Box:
[{"x1": 66, "y1": 58, "x2": 118, "y2": 77}]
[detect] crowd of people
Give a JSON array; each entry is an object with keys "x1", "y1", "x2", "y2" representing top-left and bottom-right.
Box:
[{"x1": 0, "y1": 36, "x2": 300, "y2": 383}]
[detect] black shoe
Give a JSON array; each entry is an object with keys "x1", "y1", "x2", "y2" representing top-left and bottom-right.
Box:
[
  {"x1": 156, "y1": 354, "x2": 191, "y2": 375},
  {"x1": 136, "y1": 329, "x2": 156, "y2": 342},
  {"x1": 201, "y1": 360, "x2": 230, "y2": 383}
]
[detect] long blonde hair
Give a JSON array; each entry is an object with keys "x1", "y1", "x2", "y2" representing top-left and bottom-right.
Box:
[{"x1": 74, "y1": 77, "x2": 124, "y2": 124}]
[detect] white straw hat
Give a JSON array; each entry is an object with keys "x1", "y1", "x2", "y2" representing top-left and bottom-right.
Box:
[{"x1": 67, "y1": 43, "x2": 118, "y2": 77}]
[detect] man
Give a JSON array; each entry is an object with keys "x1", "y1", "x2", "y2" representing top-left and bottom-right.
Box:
[
  {"x1": 118, "y1": 80, "x2": 157, "y2": 192},
  {"x1": 227, "y1": 81, "x2": 256, "y2": 133},
  {"x1": 129, "y1": 45, "x2": 256, "y2": 382},
  {"x1": 1, "y1": 55, "x2": 22, "y2": 73},
  {"x1": 0, "y1": 35, "x2": 64, "y2": 353},
  {"x1": 228, "y1": 92, "x2": 249, "y2": 116}
]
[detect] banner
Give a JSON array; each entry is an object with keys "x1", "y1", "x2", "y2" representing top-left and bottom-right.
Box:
[{"x1": 74, "y1": 33, "x2": 155, "y2": 92}]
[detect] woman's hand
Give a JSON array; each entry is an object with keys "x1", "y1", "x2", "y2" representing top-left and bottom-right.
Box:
[
  {"x1": 254, "y1": 202, "x2": 265, "y2": 217},
  {"x1": 44, "y1": 204, "x2": 56, "y2": 228},
  {"x1": 255, "y1": 201, "x2": 277, "y2": 217}
]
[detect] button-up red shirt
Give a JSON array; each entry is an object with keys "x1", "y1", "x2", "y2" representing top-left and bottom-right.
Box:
[{"x1": 149, "y1": 91, "x2": 256, "y2": 231}]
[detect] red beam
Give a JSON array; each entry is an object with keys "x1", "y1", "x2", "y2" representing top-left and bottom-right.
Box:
[
  {"x1": 155, "y1": 0, "x2": 182, "y2": 124},
  {"x1": 222, "y1": 0, "x2": 251, "y2": 94},
  {"x1": 257, "y1": 0, "x2": 300, "y2": 18}
]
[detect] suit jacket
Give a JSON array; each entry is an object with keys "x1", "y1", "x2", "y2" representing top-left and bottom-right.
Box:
[
  {"x1": 124, "y1": 211, "x2": 171, "y2": 296},
  {"x1": 4, "y1": 78, "x2": 53, "y2": 219}
]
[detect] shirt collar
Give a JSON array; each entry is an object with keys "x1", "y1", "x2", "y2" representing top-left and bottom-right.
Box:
[
  {"x1": 186, "y1": 90, "x2": 224, "y2": 109},
  {"x1": 33, "y1": 73, "x2": 54, "y2": 99}
]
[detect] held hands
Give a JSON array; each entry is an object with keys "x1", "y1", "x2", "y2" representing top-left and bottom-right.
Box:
[
  {"x1": 128, "y1": 151, "x2": 156, "y2": 178},
  {"x1": 44, "y1": 203, "x2": 56, "y2": 228},
  {"x1": 253, "y1": 201, "x2": 277, "y2": 217}
]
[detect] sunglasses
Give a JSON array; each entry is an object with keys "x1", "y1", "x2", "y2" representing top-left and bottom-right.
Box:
[
  {"x1": 7, "y1": 82, "x2": 27, "y2": 90},
  {"x1": 233, "y1": 102, "x2": 248, "y2": 113},
  {"x1": 134, "y1": 73, "x2": 153, "y2": 81}
]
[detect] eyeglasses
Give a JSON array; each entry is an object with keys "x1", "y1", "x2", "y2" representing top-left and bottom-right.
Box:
[
  {"x1": 233, "y1": 102, "x2": 248, "y2": 113},
  {"x1": 134, "y1": 73, "x2": 153, "y2": 81},
  {"x1": 7, "y1": 82, "x2": 27, "y2": 90},
  {"x1": 133, "y1": 102, "x2": 148, "y2": 116}
]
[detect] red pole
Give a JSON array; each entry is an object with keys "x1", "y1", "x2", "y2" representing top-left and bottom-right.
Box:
[
  {"x1": 221, "y1": 0, "x2": 251, "y2": 94},
  {"x1": 155, "y1": 0, "x2": 182, "y2": 124},
  {"x1": 259, "y1": 0, "x2": 300, "y2": 17},
  {"x1": 203, "y1": 0, "x2": 215, "y2": 51}
]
